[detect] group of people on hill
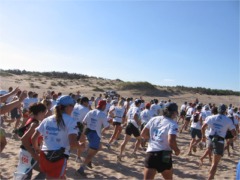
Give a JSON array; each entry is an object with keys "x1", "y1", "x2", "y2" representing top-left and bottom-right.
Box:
[{"x1": 0, "y1": 87, "x2": 239, "y2": 180}]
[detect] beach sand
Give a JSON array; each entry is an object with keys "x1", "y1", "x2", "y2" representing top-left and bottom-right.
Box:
[
  {"x1": 0, "y1": 74, "x2": 239, "y2": 179},
  {"x1": 0, "y1": 122, "x2": 239, "y2": 180}
]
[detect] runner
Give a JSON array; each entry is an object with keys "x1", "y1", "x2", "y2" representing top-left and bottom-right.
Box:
[
  {"x1": 201, "y1": 104, "x2": 236, "y2": 180},
  {"x1": 187, "y1": 104, "x2": 202, "y2": 155},
  {"x1": 15, "y1": 103, "x2": 47, "y2": 179},
  {"x1": 177, "y1": 102, "x2": 187, "y2": 124},
  {"x1": 140, "y1": 103, "x2": 152, "y2": 149},
  {"x1": 141, "y1": 102, "x2": 180, "y2": 180},
  {"x1": 106, "y1": 99, "x2": 126, "y2": 149},
  {"x1": 31, "y1": 95, "x2": 84, "y2": 179},
  {"x1": 77, "y1": 100, "x2": 109, "y2": 176},
  {"x1": 71, "y1": 97, "x2": 90, "y2": 161},
  {"x1": 117, "y1": 99, "x2": 142, "y2": 161}
]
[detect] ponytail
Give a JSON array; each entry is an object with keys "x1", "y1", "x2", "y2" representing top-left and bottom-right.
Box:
[{"x1": 54, "y1": 105, "x2": 66, "y2": 129}]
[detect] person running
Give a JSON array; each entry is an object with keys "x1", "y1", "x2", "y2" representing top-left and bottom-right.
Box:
[
  {"x1": 201, "y1": 104, "x2": 236, "y2": 180},
  {"x1": 199, "y1": 106, "x2": 218, "y2": 166},
  {"x1": 106, "y1": 99, "x2": 126, "y2": 149},
  {"x1": 6, "y1": 90, "x2": 22, "y2": 134},
  {"x1": 140, "y1": 103, "x2": 152, "y2": 148},
  {"x1": 31, "y1": 95, "x2": 84, "y2": 179},
  {"x1": 224, "y1": 109, "x2": 239, "y2": 156},
  {"x1": 141, "y1": 102, "x2": 180, "y2": 180},
  {"x1": 21, "y1": 91, "x2": 35, "y2": 127},
  {"x1": 117, "y1": 99, "x2": 142, "y2": 161},
  {"x1": 187, "y1": 104, "x2": 202, "y2": 155},
  {"x1": 150, "y1": 99, "x2": 161, "y2": 117},
  {"x1": 71, "y1": 97, "x2": 90, "y2": 161},
  {"x1": 180, "y1": 103, "x2": 195, "y2": 133},
  {"x1": 177, "y1": 102, "x2": 187, "y2": 124},
  {"x1": 77, "y1": 100, "x2": 109, "y2": 176},
  {"x1": 15, "y1": 103, "x2": 47, "y2": 179}
]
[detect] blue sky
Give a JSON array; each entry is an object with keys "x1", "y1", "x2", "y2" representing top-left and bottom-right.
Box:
[{"x1": 0, "y1": 0, "x2": 239, "y2": 91}]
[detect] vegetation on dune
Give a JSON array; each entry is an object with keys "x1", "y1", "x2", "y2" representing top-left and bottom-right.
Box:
[{"x1": 0, "y1": 69, "x2": 239, "y2": 96}]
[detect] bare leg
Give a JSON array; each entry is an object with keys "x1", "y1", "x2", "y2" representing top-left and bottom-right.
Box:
[
  {"x1": 144, "y1": 168, "x2": 156, "y2": 180},
  {"x1": 208, "y1": 154, "x2": 222, "y2": 180},
  {"x1": 161, "y1": 168, "x2": 173, "y2": 180}
]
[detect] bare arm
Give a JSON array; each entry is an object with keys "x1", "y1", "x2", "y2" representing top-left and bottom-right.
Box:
[
  {"x1": 0, "y1": 87, "x2": 20, "y2": 103},
  {"x1": 0, "y1": 90, "x2": 27, "y2": 115},
  {"x1": 68, "y1": 134, "x2": 84, "y2": 150},
  {"x1": 141, "y1": 127, "x2": 150, "y2": 140},
  {"x1": 21, "y1": 123, "x2": 39, "y2": 161},
  {"x1": 168, "y1": 134, "x2": 180, "y2": 156}
]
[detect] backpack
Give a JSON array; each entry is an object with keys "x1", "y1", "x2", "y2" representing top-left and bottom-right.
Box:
[
  {"x1": 13, "y1": 118, "x2": 38, "y2": 137},
  {"x1": 193, "y1": 113, "x2": 200, "y2": 123}
]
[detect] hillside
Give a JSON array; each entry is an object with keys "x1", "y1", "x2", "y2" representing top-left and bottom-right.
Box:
[{"x1": 0, "y1": 69, "x2": 239, "y2": 106}]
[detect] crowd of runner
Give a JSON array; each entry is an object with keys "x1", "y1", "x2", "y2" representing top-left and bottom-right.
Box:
[{"x1": 0, "y1": 87, "x2": 239, "y2": 180}]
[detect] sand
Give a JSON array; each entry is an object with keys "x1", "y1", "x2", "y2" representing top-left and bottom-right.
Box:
[
  {"x1": 0, "y1": 74, "x2": 239, "y2": 179},
  {"x1": 0, "y1": 121, "x2": 239, "y2": 180}
]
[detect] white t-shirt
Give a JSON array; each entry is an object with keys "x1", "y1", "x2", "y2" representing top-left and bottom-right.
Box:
[
  {"x1": 22, "y1": 97, "x2": 36, "y2": 110},
  {"x1": 36, "y1": 114, "x2": 78, "y2": 155},
  {"x1": 190, "y1": 112, "x2": 202, "y2": 130},
  {"x1": 205, "y1": 114, "x2": 236, "y2": 138},
  {"x1": 145, "y1": 116, "x2": 178, "y2": 152},
  {"x1": 180, "y1": 104, "x2": 186, "y2": 111},
  {"x1": 140, "y1": 109, "x2": 152, "y2": 124},
  {"x1": 112, "y1": 106, "x2": 125, "y2": 123},
  {"x1": 83, "y1": 109, "x2": 109, "y2": 138},
  {"x1": 127, "y1": 106, "x2": 141, "y2": 128},
  {"x1": 150, "y1": 104, "x2": 161, "y2": 116},
  {"x1": 71, "y1": 104, "x2": 90, "y2": 123},
  {"x1": 201, "y1": 110, "x2": 211, "y2": 121},
  {"x1": 186, "y1": 107, "x2": 194, "y2": 116},
  {"x1": 103, "y1": 103, "x2": 111, "y2": 115}
]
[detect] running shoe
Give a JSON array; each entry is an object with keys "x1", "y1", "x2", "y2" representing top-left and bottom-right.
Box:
[
  {"x1": 117, "y1": 155, "x2": 122, "y2": 161},
  {"x1": 87, "y1": 162, "x2": 93, "y2": 169},
  {"x1": 76, "y1": 167, "x2": 86, "y2": 176},
  {"x1": 105, "y1": 144, "x2": 111, "y2": 150}
]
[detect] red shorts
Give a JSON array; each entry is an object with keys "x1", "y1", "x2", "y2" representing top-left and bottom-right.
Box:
[{"x1": 39, "y1": 151, "x2": 67, "y2": 178}]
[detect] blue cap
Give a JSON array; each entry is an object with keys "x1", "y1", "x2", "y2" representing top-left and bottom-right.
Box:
[{"x1": 56, "y1": 95, "x2": 76, "y2": 106}]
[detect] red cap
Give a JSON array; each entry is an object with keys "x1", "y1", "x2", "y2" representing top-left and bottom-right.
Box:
[
  {"x1": 97, "y1": 100, "x2": 107, "y2": 108},
  {"x1": 146, "y1": 103, "x2": 151, "y2": 109}
]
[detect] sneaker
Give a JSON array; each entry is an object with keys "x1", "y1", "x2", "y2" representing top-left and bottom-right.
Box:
[
  {"x1": 105, "y1": 144, "x2": 111, "y2": 150},
  {"x1": 113, "y1": 141, "x2": 119, "y2": 147},
  {"x1": 192, "y1": 146, "x2": 197, "y2": 153},
  {"x1": 117, "y1": 155, "x2": 122, "y2": 162},
  {"x1": 76, "y1": 167, "x2": 86, "y2": 176},
  {"x1": 86, "y1": 162, "x2": 93, "y2": 169}
]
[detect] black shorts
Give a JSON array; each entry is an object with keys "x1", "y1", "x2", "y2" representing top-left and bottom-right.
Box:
[
  {"x1": 125, "y1": 123, "x2": 140, "y2": 137},
  {"x1": 185, "y1": 115, "x2": 191, "y2": 121},
  {"x1": 144, "y1": 151, "x2": 172, "y2": 173},
  {"x1": 113, "y1": 122, "x2": 121, "y2": 126},
  {"x1": 11, "y1": 108, "x2": 21, "y2": 119},
  {"x1": 190, "y1": 128, "x2": 202, "y2": 139},
  {"x1": 180, "y1": 110, "x2": 186, "y2": 116}
]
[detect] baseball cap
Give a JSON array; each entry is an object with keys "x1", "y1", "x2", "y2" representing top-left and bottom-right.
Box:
[
  {"x1": 135, "y1": 99, "x2": 142, "y2": 104},
  {"x1": 56, "y1": 95, "x2": 76, "y2": 106},
  {"x1": 218, "y1": 104, "x2": 227, "y2": 114},
  {"x1": 97, "y1": 100, "x2": 107, "y2": 108},
  {"x1": 146, "y1": 103, "x2": 151, "y2": 109},
  {"x1": 164, "y1": 102, "x2": 178, "y2": 112}
]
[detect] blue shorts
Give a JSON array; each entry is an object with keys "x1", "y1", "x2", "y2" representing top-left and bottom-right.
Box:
[
  {"x1": 190, "y1": 128, "x2": 202, "y2": 139},
  {"x1": 87, "y1": 131, "x2": 101, "y2": 150}
]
